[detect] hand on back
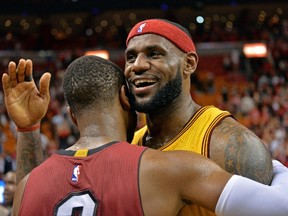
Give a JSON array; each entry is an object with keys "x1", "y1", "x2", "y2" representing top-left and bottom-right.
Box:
[{"x1": 2, "y1": 59, "x2": 51, "y2": 128}]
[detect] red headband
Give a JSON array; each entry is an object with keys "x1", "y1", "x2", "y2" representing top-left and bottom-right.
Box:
[{"x1": 126, "y1": 19, "x2": 196, "y2": 53}]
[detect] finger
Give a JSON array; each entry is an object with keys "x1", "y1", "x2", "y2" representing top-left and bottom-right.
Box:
[
  {"x1": 8, "y1": 61, "x2": 17, "y2": 88},
  {"x1": 39, "y1": 72, "x2": 51, "y2": 101},
  {"x1": 25, "y1": 59, "x2": 33, "y2": 82},
  {"x1": 2, "y1": 73, "x2": 11, "y2": 97},
  {"x1": 16, "y1": 59, "x2": 27, "y2": 83}
]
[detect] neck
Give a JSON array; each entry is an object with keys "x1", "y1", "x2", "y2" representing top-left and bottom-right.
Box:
[
  {"x1": 67, "y1": 136, "x2": 117, "y2": 151},
  {"x1": 144, "y1": 97, "x2": 201, "y2": 148},
  {"x1": 71, "y1": 113, "x2": 128, "y2": 150}
]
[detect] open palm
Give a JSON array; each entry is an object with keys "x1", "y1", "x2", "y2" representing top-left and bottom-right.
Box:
[{"x1": 2, "y1": 59, "x2": 51, "y2": 128}]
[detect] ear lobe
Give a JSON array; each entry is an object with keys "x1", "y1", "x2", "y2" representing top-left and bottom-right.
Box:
[
  {"x1": 184, "y1": 52, "x2": 198, "y2": 75},
  {"x1": 67, "y1": 106, "x2": 78, "y2": 126},
  {"x1": 120, "y1": 85, "x2": 131, "y2": 111}
]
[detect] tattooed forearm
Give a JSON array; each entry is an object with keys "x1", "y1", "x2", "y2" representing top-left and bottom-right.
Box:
[
  {"x1": 16, "y1": 129, "x2": 44, "y2": 184},
  {"x1": 214, "y1": 119, "x2": 273, "y2": 185}
]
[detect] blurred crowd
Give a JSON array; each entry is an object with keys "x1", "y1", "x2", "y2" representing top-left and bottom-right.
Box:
[{"x1": 0, "y1": 4, "x2": 287, "y2": 183}]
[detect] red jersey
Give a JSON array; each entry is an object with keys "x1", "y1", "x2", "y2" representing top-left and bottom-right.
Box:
[{"x1": 19, "y1": 141, "x2": 146, "y2": 216}]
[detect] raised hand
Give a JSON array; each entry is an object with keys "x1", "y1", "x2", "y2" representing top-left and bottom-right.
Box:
[{"x1": 2, "y1": 59, "x2": 51, "y2": 128}]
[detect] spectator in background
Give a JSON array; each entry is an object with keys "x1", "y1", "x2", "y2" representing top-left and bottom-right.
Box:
[
  {"x1": 240, "y1": 89, "x2": 256, "y2": 115},
  {"x1": 0, "y1": 93, "x2": 16, "y2": 175},
  {"x1": 0, "y1": 153, "x2": 14, "y2": 177},
  {"x1": 0, "y1": 171, "x2": 16, "y2": 216}
]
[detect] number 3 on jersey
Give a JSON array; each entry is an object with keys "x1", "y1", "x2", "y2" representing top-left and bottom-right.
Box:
[{"x1": 54, "y1": 190, "x2": 97, "y2": 216}]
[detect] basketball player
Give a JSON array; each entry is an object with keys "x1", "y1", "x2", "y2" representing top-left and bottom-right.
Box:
[{"x1": 125, "y1": 19, "x2": 274, "y2": 215}]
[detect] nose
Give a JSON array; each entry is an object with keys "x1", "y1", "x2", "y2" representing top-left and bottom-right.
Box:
[{"x1": 130, "y1": 53, "x2": 150, "y2": 75}]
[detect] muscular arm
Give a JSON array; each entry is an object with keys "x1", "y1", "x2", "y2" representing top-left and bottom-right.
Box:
[
  {"x1": 141, "y1": 150, "x2": 288, "y2": 215},
  {"x1": 210, "y1": 117, "x2": 273, "y2": 184},
  {"x1": 16, "y1": 130, "x2": 43, "y2": 184},
  {"x1": 140, "y1": 149, "x2": 231, "y2": 215}
]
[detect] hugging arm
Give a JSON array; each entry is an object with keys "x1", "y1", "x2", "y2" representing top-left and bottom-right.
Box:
[
  {"x1": 153, "y1": 150, "x2": 288, "y2": 215},
  {"x1": 176, "y1": 150, "x2": 288, "y2": 215},
  {"x1": 216, "y1": 160, "x2": 288, "y2": 216}
]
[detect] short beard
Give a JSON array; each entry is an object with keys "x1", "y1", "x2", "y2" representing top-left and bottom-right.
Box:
[{"x1": 130, "y1": 69, "x2": 182, "y2": 114}]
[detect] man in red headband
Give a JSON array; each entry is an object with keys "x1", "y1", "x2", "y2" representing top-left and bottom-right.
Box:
[
  {"x1": 5, "y1": 19, "x2": 280, "y2": 215},
  {"x1": 125, "y1": 19, "x2": 273, "y2": 216}
]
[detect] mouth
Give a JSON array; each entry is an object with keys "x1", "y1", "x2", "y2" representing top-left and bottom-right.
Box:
[{"x1": 133, "y1": 78, "x2": 157, "y2": 88}]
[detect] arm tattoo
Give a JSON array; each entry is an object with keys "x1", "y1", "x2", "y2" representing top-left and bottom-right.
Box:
[
  {"x1": 16, "y1": 129, "x2": 44, "y2": 184},
  {"x1": 220, "y1": 120, "x2": 273, "y2": 185}
]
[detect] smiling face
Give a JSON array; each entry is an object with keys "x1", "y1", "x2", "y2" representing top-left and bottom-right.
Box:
[{"x1": 124, "y1": 34, "x2": 185, "y2": 114}]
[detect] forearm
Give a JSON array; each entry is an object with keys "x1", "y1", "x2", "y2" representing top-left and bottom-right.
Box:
[
  {"x1": 216, "y1": 160, "x2": 288, "y2": 216},
  {"x1": 16, "y1": 129, "x2": 44, "y2": 184}
]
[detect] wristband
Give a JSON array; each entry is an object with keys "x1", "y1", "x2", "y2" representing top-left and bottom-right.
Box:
[{"x1": 16, "y1": 123, "x2": 40, "y2": 132}]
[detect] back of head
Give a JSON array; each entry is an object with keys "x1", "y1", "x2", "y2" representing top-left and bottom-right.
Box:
[
  {"x1": 126, "y1": 18, "x2": 196, "y2": 53},
  {"x1": 63, "y1": 55, "x2": 125, "y2": 116}
]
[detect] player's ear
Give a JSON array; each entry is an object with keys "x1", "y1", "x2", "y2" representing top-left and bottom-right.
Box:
[
  {"x1": 67, "y1": 106, "x2": 78, "y2": 126},
  {"x1": 120, "y1": 85, "x2": 131, "y2": 111},
  {"x1": 184, "y1": 52, "x2": 198, "y2": 75}
]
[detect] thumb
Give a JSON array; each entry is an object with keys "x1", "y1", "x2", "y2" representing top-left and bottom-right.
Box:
[{"x1": 39, "y1": 72, "x2": 51, "y2": 101}]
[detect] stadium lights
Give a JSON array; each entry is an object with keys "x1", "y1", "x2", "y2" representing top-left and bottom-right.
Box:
[
  {"x1": 243, "y1": 43, "x2": 268, "y2": 58},
  {"x1": 84, "y1": 50, "x2": 109, "y2": 59}
]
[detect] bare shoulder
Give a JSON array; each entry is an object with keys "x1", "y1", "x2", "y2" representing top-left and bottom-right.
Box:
[
  {"x1": 12, "y1": 174, "x2": 30, "y2": 216},
  {"x1": 210, "y1": 117, "x2": 273, "y2": 184}
]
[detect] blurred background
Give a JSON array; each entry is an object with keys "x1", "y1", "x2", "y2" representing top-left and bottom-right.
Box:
[{"x1": 0, "y1": 0, "x2": 287, "y2": 182}]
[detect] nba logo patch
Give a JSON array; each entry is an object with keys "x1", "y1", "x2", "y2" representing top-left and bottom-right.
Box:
[
  {"x1": 137, "y1": 23, "x2": 146, "y2": 33},
  {"x1": 71, "y1": 165, "x2": 81, "y2": 182}
]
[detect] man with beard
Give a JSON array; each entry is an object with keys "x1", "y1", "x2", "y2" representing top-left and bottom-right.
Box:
[
  {"x1": 3, "y1": 57, "x2": 288, "y2": 216},
  {"x1": 5, "y1": 19, "x2": 276, "y2": 215},
  {"x1": 124, "y1": 19, "x2": 273, "y2": 215}
]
